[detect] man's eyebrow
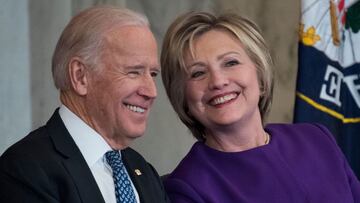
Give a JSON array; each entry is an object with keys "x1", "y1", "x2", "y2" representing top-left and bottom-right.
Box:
[
  {"x1": 151, "y1": 66, "x2": 160, "y2": 72},
  {"x1": 123, "y1": 65, "x2": 146, "y2": 70},
  {"x1": 123, "y1": 65, "x2": 160, "y2": 73}
]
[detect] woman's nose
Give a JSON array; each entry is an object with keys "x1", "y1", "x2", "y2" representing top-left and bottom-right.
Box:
[{"x1": 207, "y1": 70, "x2": 229, "y2": 90}]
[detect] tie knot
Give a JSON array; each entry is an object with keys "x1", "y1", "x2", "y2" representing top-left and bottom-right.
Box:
[{"x1": 105, "y1": 150, "x2": 123, "y2": 170}]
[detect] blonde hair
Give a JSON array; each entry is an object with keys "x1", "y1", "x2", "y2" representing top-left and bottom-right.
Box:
[
  {"x1": 52, "y1": 6, "x2": 149, "y2": 90},
  {"x1": 161, "y1": 11, "x2": 274, "y2": 141}
]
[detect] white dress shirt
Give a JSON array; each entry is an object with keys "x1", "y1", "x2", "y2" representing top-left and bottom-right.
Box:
[{"x1": 59, "y1": 105, "x2": 140, "y2": 203}]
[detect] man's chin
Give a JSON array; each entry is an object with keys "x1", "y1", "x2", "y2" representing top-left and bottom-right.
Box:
[{"x1": 127, "y1": 130, "x2": 146, "y2": 139}]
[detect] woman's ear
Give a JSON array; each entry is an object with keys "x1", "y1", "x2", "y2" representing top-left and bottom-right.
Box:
[{"x1": 68, "y1": 57, "x2": 89, "y2": 96}]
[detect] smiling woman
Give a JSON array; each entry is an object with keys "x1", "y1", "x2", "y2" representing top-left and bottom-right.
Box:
[
  {"x1": 160, "y1": 11, "x2": 360, "y2": 203},
  {"x1": 184, "y1": 29, "x2": 262, "y2": 148},
  {"x1": 161, "y1": 12, "x2": 273, "y2": 142}
]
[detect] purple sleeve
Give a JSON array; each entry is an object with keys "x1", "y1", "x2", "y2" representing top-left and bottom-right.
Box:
[
  {"x1": 344, "y1": 160, "x2": 360, "y2": 202},
  {"x1": 315, "y1": 124, "x2": 360, "y2": 202},
  {"x1": 165, "y1": 178, "x2": 205, "y2": 203}
]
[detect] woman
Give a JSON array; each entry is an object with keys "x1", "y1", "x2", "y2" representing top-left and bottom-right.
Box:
[{"x1": 160, "y1": 11, "x2": 360, "y2": 202}]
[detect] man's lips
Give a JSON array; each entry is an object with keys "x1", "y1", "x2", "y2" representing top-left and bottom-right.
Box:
[{"x1": 124, "y1": 103, "x2": 147, "y2": 113}]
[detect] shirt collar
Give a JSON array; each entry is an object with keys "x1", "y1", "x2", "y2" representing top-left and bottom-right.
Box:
[{"x1": 59, "y1": 105, "x2": 113, "y2": 167}]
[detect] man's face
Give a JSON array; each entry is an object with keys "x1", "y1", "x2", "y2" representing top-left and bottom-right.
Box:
[{"x1": 85, "y1": 26, "x2": 159, "y2": 148}]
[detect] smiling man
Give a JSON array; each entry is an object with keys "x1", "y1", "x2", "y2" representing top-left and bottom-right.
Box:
[{"x1": 0, "y1": 6, "x2": 169, "y2": 203}]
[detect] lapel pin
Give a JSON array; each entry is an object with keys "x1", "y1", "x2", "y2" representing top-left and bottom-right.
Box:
[{"x1": 135, "y1": 169, "x2": 142, "y2": 176}]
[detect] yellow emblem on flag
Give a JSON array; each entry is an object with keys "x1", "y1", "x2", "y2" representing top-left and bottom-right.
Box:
[{"x1": 299, "y1": 24, "x2": 321, "y2": 46}]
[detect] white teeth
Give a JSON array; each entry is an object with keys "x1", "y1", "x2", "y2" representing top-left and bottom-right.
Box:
[
  {"x1": 211, "y1": 93, "x2": 237, "y2": 105},
  {"x1": 126, "y1": 104, "x2": 145, "y2": 113}
]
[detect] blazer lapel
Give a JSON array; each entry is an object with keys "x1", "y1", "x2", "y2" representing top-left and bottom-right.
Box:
[
  {"x1": 47, "y1": 110, "x2": 105, "y2": 203},
  {"x1": 122, "y1": 149, "x2": 149, "y2": 203},
  {"x1": 62, "y1": 156, "x2": 105, "y2": 203}
]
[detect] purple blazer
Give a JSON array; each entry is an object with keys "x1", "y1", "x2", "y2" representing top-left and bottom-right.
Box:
[{"x1": 164, "y1": 123, "x2": 360, "y2": 203}]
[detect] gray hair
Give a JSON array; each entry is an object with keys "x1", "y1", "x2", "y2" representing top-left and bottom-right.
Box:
[{"x1": 52, "y1": 6, "x2": 149, "y2": 90}]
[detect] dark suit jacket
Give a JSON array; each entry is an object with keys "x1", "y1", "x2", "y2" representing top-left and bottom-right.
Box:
[{"x1": 0, "y1": 109, "x2": 169, "y2": 203}]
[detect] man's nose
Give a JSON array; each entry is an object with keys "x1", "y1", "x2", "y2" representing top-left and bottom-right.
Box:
[{"x1": 138, "y1": 75, "x2": 157, "y2": 99}]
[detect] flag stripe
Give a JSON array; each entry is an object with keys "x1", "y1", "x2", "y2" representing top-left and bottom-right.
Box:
[{"x1": 296, "y1": 92, "x2": 360, "y2": 123}]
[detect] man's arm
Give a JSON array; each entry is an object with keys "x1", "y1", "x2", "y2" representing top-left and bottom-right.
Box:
[
  {"x1": 0, "y1": 152, "x2": 59, "y2": 203},
  {"x1": 147, "y1": 163, "x2": 171, "y2": 203}
]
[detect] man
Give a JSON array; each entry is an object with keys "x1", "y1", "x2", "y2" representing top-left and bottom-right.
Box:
[{"x1": 0, "y1": 6, "x2": 169, "y2": 203}]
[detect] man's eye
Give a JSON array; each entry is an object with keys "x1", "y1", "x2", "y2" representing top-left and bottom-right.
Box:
[
  {"x1": 191, "y1": 71, "x2": 205, "y2": 79},
  {"x1": 127, "y1": 71, "x2": 141, "y2": 78},
  {"x1": 151, "y1": 71, "x2": 158, "y2": 78},
  {"x1": 225, "y1": 60, "x2": 239, "y2": 67}
]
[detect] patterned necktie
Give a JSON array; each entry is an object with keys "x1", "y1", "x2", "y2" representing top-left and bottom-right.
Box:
[{"x1": 105, "y1": 150, "x2": 136, "y2": 203}]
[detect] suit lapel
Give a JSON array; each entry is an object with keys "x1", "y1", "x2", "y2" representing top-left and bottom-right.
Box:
[
  {"x1": 122, "y1": 148, "x2": 149, "y2": 203},
  {"x1": 47, "y1": 110, "x2": 105, "y2": 203},
  {"x1": 62, "y1": 156, "x2": 105, "y2": 203}
]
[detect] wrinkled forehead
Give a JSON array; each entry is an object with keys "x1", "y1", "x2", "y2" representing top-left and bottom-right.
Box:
[
  {"x1": 101, "y1": 26, "x2": 156, "y2": 56},
  {"x1": 103, "y1": 25, "x2": 156, "y2": 48},
  {"x1": 99, "y1": 26, "x2": 159, "y2": 67}
]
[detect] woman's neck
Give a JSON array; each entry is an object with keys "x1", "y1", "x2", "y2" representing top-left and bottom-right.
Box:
[{"x1": 204, "y1": 111, "x2": 267, "y2": 152}]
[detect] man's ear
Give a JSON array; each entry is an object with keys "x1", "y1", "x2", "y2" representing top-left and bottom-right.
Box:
[{"x1": 68, "y1": 57, "x2": 89, "y2": 96}]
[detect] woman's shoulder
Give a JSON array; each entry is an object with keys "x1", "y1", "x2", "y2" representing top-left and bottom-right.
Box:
[
  {"x1": 266, "y1": 122, "x2": 331, "y2": 133},
  {"x1": 166, "y1": 142, "x2": 208, "y2": 180},
  {"x1": 266, "y1": 122, "x2": 335, "y2": 144},
  {"x1": 266, "y1": 122, "x2": 342, "y2": 164}
]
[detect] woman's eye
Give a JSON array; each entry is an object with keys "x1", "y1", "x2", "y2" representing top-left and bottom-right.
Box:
[
  {"x1": 225, "y1": 60, "x2": 239, "y2": 67},
  {"x1": 191, "y1": 71, "x2": 205, "y2": 79}
]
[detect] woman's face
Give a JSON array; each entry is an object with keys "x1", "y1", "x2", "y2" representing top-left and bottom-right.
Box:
[{"x1": 184, "y1": 29, "x2": 261, "y2": 131}]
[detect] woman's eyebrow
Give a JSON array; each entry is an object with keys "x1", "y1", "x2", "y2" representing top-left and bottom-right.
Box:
[{"x1": 217, "y1": 51, "x2": 241, "y2": 60}]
